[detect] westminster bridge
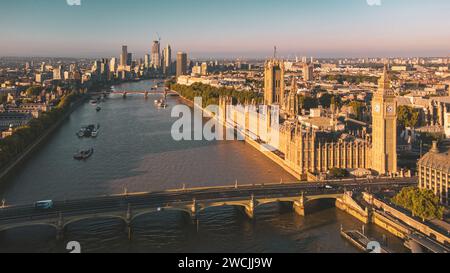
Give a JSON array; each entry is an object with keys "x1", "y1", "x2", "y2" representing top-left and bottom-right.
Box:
[{"x1": 0, "y1": 178, "x2": 416, "y2": 240}]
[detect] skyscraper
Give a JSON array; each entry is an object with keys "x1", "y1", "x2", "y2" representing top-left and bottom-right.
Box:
[
  {"x1": 176, "y1": 52, "x2": 187, "y2": 77},
  {"x1": 99, "y1": 59, "x2": 109, "y2": 80},
  {"x1": 144, "y1": 54, "x2": 150, "y2": 68},
  {"x1": 201, "y1": 62, "x2": 208, "y2": 76},
  {"x1": 110, "y1": 58, "x2": 118, "y2": 73},
  {"x1": 371, "y1": 64, "x2": 398, "y2": 175},
  {"x1": 127, "y1": 53, "x2": 132, "y2": 66},
  {"x1": 151, "y1": 40, "x2": 161, "y2": 69},
  {"x1": 163, "y1": 45, "x2": 172, "y2": 75},
  {"x1": 120, "y1": 45, "x2": 128, "y2": 67}
]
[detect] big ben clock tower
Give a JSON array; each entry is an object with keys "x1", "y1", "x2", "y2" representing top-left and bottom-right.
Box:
[{"x1": 371, "y1": 64, "x2": 398, "y2": 175}]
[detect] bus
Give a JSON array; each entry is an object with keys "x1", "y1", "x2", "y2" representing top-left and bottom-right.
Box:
[{"x1": 34, "y1": 200, "x2": 54, "y2": 210}]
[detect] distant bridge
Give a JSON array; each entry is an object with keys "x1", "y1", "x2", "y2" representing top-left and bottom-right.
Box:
[
  {"x1": 0, "y1": 178, "x2": 416, "y2": 240},
  {"x1": 109, "y1": 90, "x2": 179, "y2": 98}
]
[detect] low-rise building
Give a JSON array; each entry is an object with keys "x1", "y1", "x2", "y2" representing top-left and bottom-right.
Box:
[
  {"x1": 0, "y1": 112, "x2": 32, "y2": 131},
  {"x1": 417, "y1": 141, "x2": 450, "y2": 205}
]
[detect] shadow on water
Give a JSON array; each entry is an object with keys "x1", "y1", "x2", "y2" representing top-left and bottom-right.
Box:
[
  {"x1": 304, "y1": 199, "x2": 337, "y2": 215},
  {"x1": 0, "y1": 203, "x2": 409, "y2": 253},
  {"x1": 0, "y1": 226, "x2": 58, "y2": 253}
]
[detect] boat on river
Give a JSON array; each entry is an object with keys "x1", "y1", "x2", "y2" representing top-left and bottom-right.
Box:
[
  {"x1": 73, "y1": 148, "x2": 94, "y2": 160},
  {"x1": 154, "y1": 99, "x2": 168, "y2": 109},
  {"x1": 91, "y1": 124, "x2": 100, "y2": 137},
  {"x1": 76, "y1": 127, "x2": 87, "y2": 137},
  {"x1": 76, "y1": 124, "x2": 98, "y2": 138}
]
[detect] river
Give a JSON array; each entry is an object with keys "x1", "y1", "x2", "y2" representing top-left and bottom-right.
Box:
[{"x1": 0, "y1": 80, "x2": 408, "y2": 253}]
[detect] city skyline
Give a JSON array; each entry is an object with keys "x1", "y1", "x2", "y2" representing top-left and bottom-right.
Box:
[{"x1": 1, "y1": 0, "x2": 450, "y2": 58}]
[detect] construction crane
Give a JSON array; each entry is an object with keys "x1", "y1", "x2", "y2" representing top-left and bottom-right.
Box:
[{"x1": 156, "y1": 32, "x2": 161, "y2": 44}]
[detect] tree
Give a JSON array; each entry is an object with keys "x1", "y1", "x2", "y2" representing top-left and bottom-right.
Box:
[
  {"x1": 328, "y1": 168, "x2": 349, "y2": 179},
  {"x1": 298, "y1": 95, "x2": 318, "y2": 110},
  {"x1": 392, "y1": 187, "x2": 444, "y2": 222},
  {"x1": 418, "y1": 132, "x2": 444, "y2": 144},
  {"x1": 0, "y1": 94, "x2": 7, "y2": 104},
  {"x1": 25, "y1": 86, "x2": 43, "y2": 97},
  {"x1": 0, "y1": 91, "x2": 80, "y2": 169},
  {"x1": 171, "y1": 83, "x2": 263, "y2": 107},
  {"x1": 347, "y1": 101, "x2": 365, "y2": 120},
  {"x1": 323, "y1": 74, "x2": 378, "y2": 85},
  {"x1": 398, "y1": 106, "x2": 420, "y2": 129},
  {"x1": 318, "y1": 93, "x2": 333, "y2": 108}
]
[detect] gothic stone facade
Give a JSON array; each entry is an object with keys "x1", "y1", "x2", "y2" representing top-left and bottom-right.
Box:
[{"x1": 279, "y1": 122, "x2": 372, "y2": 178}]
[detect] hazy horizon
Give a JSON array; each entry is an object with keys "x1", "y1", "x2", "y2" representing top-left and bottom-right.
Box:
[
  {"x1": 1, "y1": 0, "x2": 450, "y2": 59},
  {"x1": 1, "y1": 53, "x2": 449, "y2": 61}
]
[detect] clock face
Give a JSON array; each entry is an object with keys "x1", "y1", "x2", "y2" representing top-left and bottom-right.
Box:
[
  {"x1": 374, "y1": 104, "x2": 381, "y2": 113},
  {"x1": 386, "y1": 105, "x2": 394, "y2": 113}
]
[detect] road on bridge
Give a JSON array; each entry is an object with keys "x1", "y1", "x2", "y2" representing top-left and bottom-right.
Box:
[{"x1": 0, "y1": 178, "x2": 417, "y2": 227}]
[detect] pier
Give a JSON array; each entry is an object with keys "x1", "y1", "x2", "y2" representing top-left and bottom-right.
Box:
[{"x1": 340, "y1": 228, "x2": 393, "y2": 253}]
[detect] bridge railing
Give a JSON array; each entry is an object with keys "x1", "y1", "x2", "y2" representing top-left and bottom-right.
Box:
[{"x1": 0, "y1": 178, "x2": 417, "y2": 212}]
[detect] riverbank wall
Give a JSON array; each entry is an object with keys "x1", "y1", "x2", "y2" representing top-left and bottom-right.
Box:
[
  {"x1": 363, "y1": 193, "x2": 450, "y2": 245},
  {"x1": 176, "y1": 94, "x2": 302, "y2": 180},
  {"x1": 335, "y1": 191, "x2": 450, "y2": 252},
  {"x1": 335, "y1": 193, "x2": 370, "y2": 224}
]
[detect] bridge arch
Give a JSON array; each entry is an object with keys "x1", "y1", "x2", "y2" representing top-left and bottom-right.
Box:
[
  {"x1": 304, "y1": 195, "x2": 341, "y2": 204},
  {"x1": 0, "y1": 223, "x2": 58, "y2": 234},
  {"x1": 254, "y1": 200, "x2": 296, "y2": 210},
  {"x1": 302, "y1": 196, "x2": 340, "y2": 214},
  {"x1": 131, "y1": 208, "x2": 192, "y2": 223},
  {"x1": 63, "y1": 215, "x2": 127, "y2": 230},
  {"x1": 197, "y1": 202, "x2": 250, "y2": 215}
]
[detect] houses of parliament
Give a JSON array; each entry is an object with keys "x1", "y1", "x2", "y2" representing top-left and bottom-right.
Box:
[
  {"x1": 218, "y1": 57, "x2": 400, "y2": 180},
  {"x1": 262, "y1": 58, "x2": 399, "y2": 179}
]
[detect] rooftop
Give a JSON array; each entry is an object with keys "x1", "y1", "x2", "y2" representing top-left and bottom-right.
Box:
[
  {"x1": 432, "y1": 96, "x2": 450, "y2": 105},
  {"x1": 418, "y1": 146, "x2": 450, "y2": 173}
]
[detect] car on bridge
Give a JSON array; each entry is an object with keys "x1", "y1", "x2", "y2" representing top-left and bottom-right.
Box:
[
  {"x1": 34, "y1": 200, "x2": 54, "y2": 210},
  {"x1": 319, "y1": 184, "x2": 335, "y2": 190}
]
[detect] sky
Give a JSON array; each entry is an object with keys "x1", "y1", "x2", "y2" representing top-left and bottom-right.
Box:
[{"x1": 0, "y1": 0, "x2": 449, "y2": 58}]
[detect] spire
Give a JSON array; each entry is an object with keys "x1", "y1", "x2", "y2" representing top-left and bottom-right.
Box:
[
  {"x1": 431, "y1": 141, "x2": 439, "y2": 153},
  {"x1": 290, "y1": 77, "x2": 297, "y2": 94},
  {"x1": 382, "y1": 63, "x2": 389, "y2": 81},
  {"x1": 377, "y1": 63, "x2": 394, "y2": 96}
]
